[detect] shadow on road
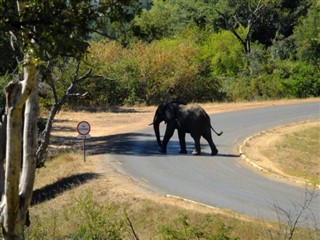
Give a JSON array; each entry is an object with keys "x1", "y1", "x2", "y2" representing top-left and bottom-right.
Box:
[
  {"x1": 51, "y1": 132, "x2": 239, "y2": 158},
  {"x1": 87, "y1": 132, "x2": 162, "y2": 156},
  {"x1": 217, "y1": 153, "x2": 241, "y2": 158}
]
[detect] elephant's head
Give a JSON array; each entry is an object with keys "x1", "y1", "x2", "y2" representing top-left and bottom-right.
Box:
[{"x1": 152, "y1": 102, "x2": 177, "y2": 147}]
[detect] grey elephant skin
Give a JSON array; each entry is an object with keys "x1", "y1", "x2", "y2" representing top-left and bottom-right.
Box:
[{"x1": 152, "y1": 101, "x2": 223, "y2": 155}]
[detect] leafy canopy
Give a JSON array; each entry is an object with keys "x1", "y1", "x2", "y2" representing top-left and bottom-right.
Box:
[{"x1": 0, "y1": 0, "x2": 151, "y2": 61}]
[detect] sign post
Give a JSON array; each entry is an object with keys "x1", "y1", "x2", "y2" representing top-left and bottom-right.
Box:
[{"x1": 77, "y1": 121, "x2": 91, "y2": 162}]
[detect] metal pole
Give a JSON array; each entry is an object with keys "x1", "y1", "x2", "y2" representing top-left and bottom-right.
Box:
[{"x1": 83, "y1": 138, "x2": 86, "y2": 162}]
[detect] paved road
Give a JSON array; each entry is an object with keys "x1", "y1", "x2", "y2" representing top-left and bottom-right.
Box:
[{"x1": 106, "y1": 101, "x2": 320, "y2": 225}]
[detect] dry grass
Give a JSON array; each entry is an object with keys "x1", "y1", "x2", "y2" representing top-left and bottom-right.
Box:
[
  {"x1": 263, "y1": 121, "x2": 320, "y2": 184},
  {"x1": 243, "y1": 120, "x2": 320, "y2": 186}
]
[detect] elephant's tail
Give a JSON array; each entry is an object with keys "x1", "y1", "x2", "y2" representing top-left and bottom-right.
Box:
[{"x1": 211, "y1": 126, "x2": 223, "y2": 136}]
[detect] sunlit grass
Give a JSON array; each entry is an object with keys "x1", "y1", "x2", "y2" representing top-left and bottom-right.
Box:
[{"x1": 273, "y1": 124, "x2": 320, "y2": 184}]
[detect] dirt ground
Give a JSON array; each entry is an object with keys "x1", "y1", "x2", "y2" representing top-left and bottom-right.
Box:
[{"x1": 43, "y1": 98, "x2": 319, "y2": 218}]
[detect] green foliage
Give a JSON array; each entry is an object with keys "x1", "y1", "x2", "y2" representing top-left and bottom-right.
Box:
[
  {"x1": 132, "y1": 0, "x2": 176, "y2": 42},
  {"x1": 200, "y1": 30, "x2": 245, "y2": 77},
  {"x1": 87, "y1": 29, "x2": 223, "y2": 106},
  {"x1": 132, "y1": 0, "x2": 222, "y2": 42},
  {"x1": 278, "y1": 61, "x2": 320, "y2": 98},
  {"x1": 0, "y1": 74, "x2": 10, "y2": 111},
  {"x1": 25, "y1": 215, "x2": 59, "y2": 240},
  {"x1": 159, "y1": 214, "x2": 239, "y2": 240},
  {"x1": 224, "y1": 59, "x2": 320, "y2": 101},
  {"x1": 0, "y1": 0, "x2": 151, "y2": 60},
  {"x1": 75, "y1": 17, "x2": 320, "y2": 107},
  {"x1": 70, "y1": 192, "x2": 124, "y2": 240},
  {"x1": 2, "y1": 0, "x2": 317, "y2": 109},
  {"x1": 293, "y1": 0, "x2": 320, "y2": 64}
]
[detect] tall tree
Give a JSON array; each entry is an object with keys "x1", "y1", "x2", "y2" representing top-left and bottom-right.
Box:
[
  {"x1": 216, "y1": 0, "x2": 264, "y2": 54},
  {"x1": 0, "y1": 0, "x2": 150, "y2": 239},
  {"x1": 293, "y1": 0, "x2": 320, "y2": 65},
  {"x1": 252, "y1": 0, "x2": 312, "y2": 46}
]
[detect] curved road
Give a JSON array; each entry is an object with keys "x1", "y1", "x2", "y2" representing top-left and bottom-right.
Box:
[{"x1": 106, "y1": 101, "x2": 320, "y2": 225}]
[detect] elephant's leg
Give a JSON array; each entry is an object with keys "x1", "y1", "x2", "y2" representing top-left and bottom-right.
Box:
[
  {"x1": 178, "y1": 129, "x2": 187, "y2": 154},
  {"x1": 161, "y1": 125, "x2": 175, "y2": 153},
  {"x1": 191, "y1": 135, "x2": 201, "y2": 155},
  {"x1": 203, "y1": 132, "x2": 218, "y2": 156}
]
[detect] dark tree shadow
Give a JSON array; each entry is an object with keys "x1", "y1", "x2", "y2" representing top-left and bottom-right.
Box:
[
  {"x1": 52, "y1": 125, "x2": 75, "y2": 133},
  {"x1": 51, "y1": 132, "x2": 161, "y2": 156},
  {"x1": 88, "y1": 133, "x2": 160, "y2": 156},
  {"x1": 31, "y1": 172, "x2": 100, "y2": 205}
]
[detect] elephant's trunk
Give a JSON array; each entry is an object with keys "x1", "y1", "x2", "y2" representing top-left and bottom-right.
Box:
[{"x1": 153, "y1": 117, "x2": 162, "y2": 148}]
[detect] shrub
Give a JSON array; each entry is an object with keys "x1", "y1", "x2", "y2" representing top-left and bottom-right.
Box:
[
  {"x1": 159, "y1": 214, "x2": 239, "y2": 240},
  {"x1": 272, "y1": 60, "x2": 320, "y2": 98},
  {"x1": 70, "y1": 192, "x2": 125, "y2": 240},
  {"x1": 200, "y1": 30, "x2": 246, "y2": 77},
  {"x1": 88, "y1": 30, "x2": 223, "y2": 106}
]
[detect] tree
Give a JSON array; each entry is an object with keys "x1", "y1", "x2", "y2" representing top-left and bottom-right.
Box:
[
  {"x1": 36, "y1": 59, "x2": 110, "y2": 168},
  {"x1": 0, "y1": 0, "x2": 150, "y2": 239},
  {"x1": 293, "y1": 0, "x2": 320, "y2": 65},
  {"x1": 247, "y1": 0, "x2": 311, "y2": 48},
  {"x1": 201, "y1": 30, "x2": 245, "y2": 77},
  {"x1": 216, "y1": 0, "x2": 264, "y2": 54},
  {"x1": 132, "y1": 0, "x2": 175, "y2": 42}
]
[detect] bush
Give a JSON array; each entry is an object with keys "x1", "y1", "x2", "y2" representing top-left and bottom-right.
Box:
[
  {"x1": 70, "y1": 192, "x2": 124, "y2": 240},
  {"x1": 88, "y1": 29, "x2": 223, "y2": 106},
  {"x1": 159, "y1": 214, "x2": 239, "y2": 240},
  {"x1": 199, "y1": 30, "x2": 246, "y2": 77},
  {"x1": 60, "y1": 27, "x2": 319, "y2": 107},
  {"x1": 272, "y1": 60, "x2": 320, "y2": 98}
]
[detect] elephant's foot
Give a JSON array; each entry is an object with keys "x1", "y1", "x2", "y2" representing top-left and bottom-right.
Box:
[
  {"x1": 159, "y1": 148, "x2": 167, "y2": 154},
  {"x1": 192, "y1": 150, "x2": 201, "y2": 155},
  {"x1": 211, "y1": 149, "x2": 218, "y2": 156},
  {"x1": 179, "y1": 149, "x2": 188, "y2": 154}
]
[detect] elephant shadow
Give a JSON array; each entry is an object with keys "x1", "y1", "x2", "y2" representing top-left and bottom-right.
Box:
[{"x1": 51, "y1": 131, "x2": 240, "y2": 158}]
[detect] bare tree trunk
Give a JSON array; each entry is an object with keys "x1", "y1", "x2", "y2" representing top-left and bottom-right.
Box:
[
  {"x1": 1, "y1": 62, "x2": 37, "y2": 239},
  {"x1": 0, "y1": 114, "x2": 7, "y2": 197},
  {"x1": 0, "y1": 1, "x2": 40, "y2": 236},
  {"x1": 19, "y1": 75, "x2": 38, "y2": 224},
  {"x1": 2, "y1": 82, "x2": 24, "y2": 238}
]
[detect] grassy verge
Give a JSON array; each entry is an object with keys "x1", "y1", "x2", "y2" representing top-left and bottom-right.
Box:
[
  {"x1": 262, "y1": 121, "x2": 320, "y2": 185},
  {"x1": 28, "y1": 152, "x2": 319, "y2": 239}
]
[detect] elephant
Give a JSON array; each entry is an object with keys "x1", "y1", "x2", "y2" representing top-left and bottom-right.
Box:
[{"x1": 152, "y1": 101, "x2": 223, "y2": 156}]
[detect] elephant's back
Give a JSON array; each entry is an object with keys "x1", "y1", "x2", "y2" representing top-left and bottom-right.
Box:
[{"x1": 180, "y1": 104, "x2": 210, "y2": 127}]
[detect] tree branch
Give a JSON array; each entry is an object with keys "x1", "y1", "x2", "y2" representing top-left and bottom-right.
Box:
[
  {"x1": 36, "y1": 62, "x2": 113, "y2": 167},
  {"x1": 125, "y1": 211, "x2": 140, "y2": 240}
]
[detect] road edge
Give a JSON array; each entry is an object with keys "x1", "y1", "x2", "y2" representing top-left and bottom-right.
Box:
[{"x1": 239, "y1": 128, "x2": 320, "y2": 189}]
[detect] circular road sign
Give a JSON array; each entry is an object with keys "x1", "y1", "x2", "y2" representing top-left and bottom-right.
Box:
[{"x1": 77, "y1": 121, "x2": 91, "y2": 136}]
